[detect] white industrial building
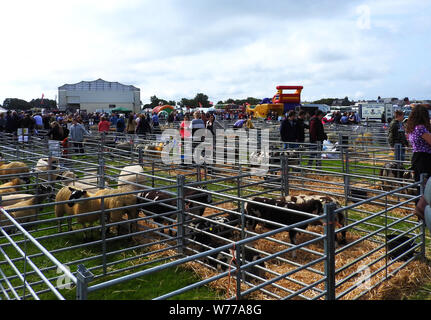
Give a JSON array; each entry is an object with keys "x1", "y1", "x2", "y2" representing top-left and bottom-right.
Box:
[{"x1": 58, "y1": 79, "x2": 141, "y2": 113}]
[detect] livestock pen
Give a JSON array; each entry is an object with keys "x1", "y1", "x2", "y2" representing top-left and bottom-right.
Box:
[{"x1": 0, "y1": 129, "x2": 429, "y2": 300}]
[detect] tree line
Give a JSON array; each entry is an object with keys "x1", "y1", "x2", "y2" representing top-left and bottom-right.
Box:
[
  {"x1": 143, "y1": 93, "x2": 264, "y2": 109},
  {"x1": 2, "y1": 98, "x2": 57, "y2": 110}
]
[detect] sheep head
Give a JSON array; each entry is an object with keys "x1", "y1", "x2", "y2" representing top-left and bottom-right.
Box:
[{"x1": 68, "y1": 188, "x2": 87, "y2": 207}]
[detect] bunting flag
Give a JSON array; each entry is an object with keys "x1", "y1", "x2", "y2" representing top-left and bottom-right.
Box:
[
  {"x1": 199, "y1": 102, "x2": 203, "y2": 108},
  {"x1": 209, "y1": 101, "x2": 214, "y2": 105}
]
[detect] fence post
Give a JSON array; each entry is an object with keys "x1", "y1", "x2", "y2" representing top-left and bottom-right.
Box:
[
  {"x1": 235, "y1": 243, "x2": 242, "y2": 300},
  {"x1": 138, "y1": 147, "x2": 143, "y2": 166},
  {"x1": 344, "y1": 148, "x2": 350, "y2": 207},
  {"x1": 98, "y1": 152, "x2": 105, "y2": 188},
  {"x1": 420, "y1": 173, "x2": 427, "y2": 260},
  {"x1": 176, "y1": 175, "x2": 185, "y2": 255},
  {"x1": 394, "y1": 143, "x2": 401, "y2": 164},
  {"x1": 100, "y1": 196, "x2": 107, "y2": 276},
  {"x1": 76, "y1": 264, "x2": 94, "y2": 300},
  {"x1": 324, "y1": 202, "x2": 336, "y2": 300},
  {"x1": 281, "y1": 154, "x2": 289, "y2": 196},
  {"x1": 47, "y1": 152, "x2": 53, "y2": 184}
]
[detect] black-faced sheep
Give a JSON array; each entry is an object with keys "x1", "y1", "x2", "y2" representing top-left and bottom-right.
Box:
[
  {"x1": 66, "y1": 188, "x2": 106, "y2": 240},
  {"x1": 67, "y1": 187, "x2": 138, "y2": 239},
  {"x1": 138, "y1": 187, "x2": 212, "y2": 235},
  {"x1": 283, "y1": 194, "x2": 347, "y2": 245},
  {"x1": 188, "y1": 213, "x2": 240, "y2": 246},
  {"x1": 245, "y1": 197, "x2": 323, "y2": 247}
]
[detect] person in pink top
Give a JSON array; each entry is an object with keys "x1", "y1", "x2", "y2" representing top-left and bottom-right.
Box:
[{"x1": 98, "y1": 116, "x2": 111, "y2": 132}]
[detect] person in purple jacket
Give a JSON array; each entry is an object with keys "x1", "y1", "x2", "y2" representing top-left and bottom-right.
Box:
[{"x1": 405, "y1": 105, "x2": 431, "y2": 198}]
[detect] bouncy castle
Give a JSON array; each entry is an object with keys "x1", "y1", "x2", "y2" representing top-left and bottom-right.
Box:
[{"x1": 247, "y1": 85, "x2": 303, "y2": 118}]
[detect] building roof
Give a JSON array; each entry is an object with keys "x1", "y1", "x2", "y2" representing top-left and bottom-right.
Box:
[{"x1": 58, "y1": 78, "x2": 139, "y2": 91}]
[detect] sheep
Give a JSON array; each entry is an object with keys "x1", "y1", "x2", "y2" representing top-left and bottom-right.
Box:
[
  {"x1": 379, "y1": 162, "x2": 404, "y2": 192},
  {"x1": 0, "y1": 184, "x2": 52, "y2": 231},
  {"x1": 0, "y1": 161, "x2": 29, "y2": 178},
  {"x1": 402, "y1": 169, "x2": 417, "y2": 196},
  {"x1": 245, "y1": 197, "x2": 323, "y2": 258},
  {"x1": 283, "y1": 194, "x2": 347, "y2": 245},
  {"x1": 386, "y1": 234, "x2": 416, "y2": 261},
  {"x1": 66, "y1": 188, "x2": 107, "y2": 240},
  {"x1": 58, "y1": 170, "x2": 103, "y2": 192},
  {"x1": 138, "y1": 186, "x2": 212, "y2": 236},
  {"x1": 32, "y1": 158, "x2": 60, "y2": 182},
  {"x1": 66, "y1": 186, "x2": 138, "y2": 239},
  {"x1": 210, "y1": 246, "x2": 266, "y2": 282},
  {"x1": 188, "y1": 213, "x2": 240, "y2": 246},
  {"x1": 1, "y1": 193, "x2": 34, "y2": 206},
  {"x1": 54, "y1": 185, "x2": 78, "y2": 232},
  {"x1": 143, "y1": 142, "x2": 166, "y2": 159},
  {"x1": 0, "y1": 178, "x2": 25, "y2": 195},
  {"x1": 117, "y1": 165, "x2": 146, "y2": 189},
  {"x1": 250, "y1": 148, "x2": 299, "y2": 179},
  {"x1": 101, "y1": 186, "x2": 138, "y2": 235}
]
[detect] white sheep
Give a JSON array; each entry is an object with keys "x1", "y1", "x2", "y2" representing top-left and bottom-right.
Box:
[
  {"x1": 59, "y1": 170, "x2": 103, "y2": 192},
  {"x1": 33, "y1": 158, "x2": 60, "y2": 182},
  {"x1": 117, "y1": 165, "x2": 146, "y2": 190}
]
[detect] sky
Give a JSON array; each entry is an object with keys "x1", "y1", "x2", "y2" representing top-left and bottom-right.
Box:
[{"x1": 0, "y1": 0, "x2": 430, "y2": 106}]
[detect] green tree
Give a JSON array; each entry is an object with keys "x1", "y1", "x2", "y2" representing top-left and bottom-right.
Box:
[
  {"x1": 312, "y1": 98, "x2": 336, "y2": 105},
  {"x1": 29, "y1": 98, "x2": 57, "y2": 109},
  {"x1": 341, "y1": 96, "x2": 351, "y2": 106},
  {"x1": 3, "y1": 98, "x2": 31, "y2": 110},
  {"x1": 148, "y1": 95, "x2": 176, "y2": 108},
  {"x1": 194, "y1": 93, "x2": 210, "y2": 108}
]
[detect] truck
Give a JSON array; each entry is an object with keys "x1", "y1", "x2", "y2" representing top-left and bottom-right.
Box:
[{"x1": 357, "y1": 103, "x2": 396, "y2": 122}]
